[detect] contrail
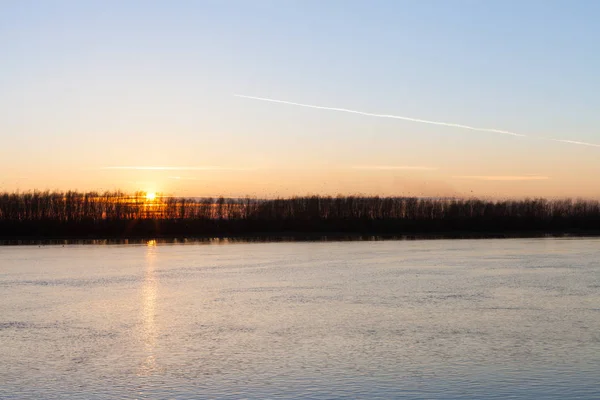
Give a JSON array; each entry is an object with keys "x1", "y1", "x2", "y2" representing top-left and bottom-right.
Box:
[
  {"x1": 235, "y1": 94, "x2": 600, "y2": 148},
  {"x1": 235, "y1": 94, "x2": 525, "y2": 137},
  {"x1": 547, "y1": 139, "x2": 600, "y2": 148}
]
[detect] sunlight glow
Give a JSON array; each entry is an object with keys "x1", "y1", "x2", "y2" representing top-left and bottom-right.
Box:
[{"x1": 146, "y1": 192, "x2": 156, "y2": 201}]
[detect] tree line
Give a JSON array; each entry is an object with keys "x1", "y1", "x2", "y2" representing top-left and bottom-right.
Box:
[{"x1": 1, "y1": 191, "x2": 599, "y2": 238}]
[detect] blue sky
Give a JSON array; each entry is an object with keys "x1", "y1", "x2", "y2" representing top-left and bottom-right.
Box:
[{"x1": 1, "y1": 1, "x2": 599, "y2": 197}]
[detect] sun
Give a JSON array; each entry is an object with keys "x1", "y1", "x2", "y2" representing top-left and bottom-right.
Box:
[{"x1": 145, "y1": 192, "x2": 156, "y2": 201}]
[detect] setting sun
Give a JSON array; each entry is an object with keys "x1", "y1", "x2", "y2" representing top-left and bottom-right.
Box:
[{"x1": 145, "y1": 192, "x2": 156, "y2": 201}]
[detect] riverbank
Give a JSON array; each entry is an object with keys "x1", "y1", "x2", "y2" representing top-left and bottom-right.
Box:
[
  {"x1": 2, "y1": 230, "x2": 600, "y2": 245},
  {"x1": 2, "y1": 192, "x2": 599, "y2": 243}
]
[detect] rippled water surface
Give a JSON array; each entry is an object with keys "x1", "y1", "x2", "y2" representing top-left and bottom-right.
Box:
[{"x1": 1, "y1": 238, "x2": 599, "y2": 399}]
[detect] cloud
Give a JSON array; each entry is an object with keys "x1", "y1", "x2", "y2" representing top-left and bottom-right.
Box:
[
  {"x1": 452, "y1": 175, "x2": 549, "y2": 181},
  {"x1": 169, "y1": 176, "x2": 202, "y2": 180},
  {"x1": 351, "y1": 165, "x2": 438, "y2": 171},
  {"x1": 101, "y1": 166, "x2": 253, "y2": 171},
  {"x1": 235, "y1": 94, "x2": 600, "y2": 148}
]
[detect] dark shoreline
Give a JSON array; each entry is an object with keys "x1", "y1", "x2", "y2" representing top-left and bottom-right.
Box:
[
  {"x1": 2, "y1": 230, "x2": 600, "y2": 246},
  {"x1": 3, "y1": 192, "x2": 600, "y2": 245}
]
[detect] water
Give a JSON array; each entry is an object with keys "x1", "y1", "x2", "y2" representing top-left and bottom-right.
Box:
[{"x1": 1, "y1": 238, "x2": 599, "y2": 399}]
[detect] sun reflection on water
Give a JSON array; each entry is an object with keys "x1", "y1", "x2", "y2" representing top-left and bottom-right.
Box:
[{"x1": 137, "y1": 239, "x2": 161, "y2": 376}]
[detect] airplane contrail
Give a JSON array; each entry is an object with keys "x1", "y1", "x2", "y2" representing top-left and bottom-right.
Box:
[
  {"x1": 235, "y1": 94, "x2": 525, "y2": 137},
  {"x1": 235, "y1": 94, "x2": 600, "y2": 148},
  {"x1": 547, "y1": 139, "x2": 600, "y2": 148}
]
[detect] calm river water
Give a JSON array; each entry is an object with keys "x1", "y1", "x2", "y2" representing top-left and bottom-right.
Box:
[{"x1": 1, "y1": 238, "x2": 599, "y2": 399}]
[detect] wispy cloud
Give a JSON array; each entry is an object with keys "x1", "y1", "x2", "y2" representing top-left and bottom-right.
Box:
[
  {"x1": 235, "y1": 94, "x2": 600, "y2": 148},
  {"x1": 102, "y1": 166, "x2": 253, "y2": 171},
  {"x1": 169, "y1": 176, "x2": 202, "y2": 180},
  {"x1": 351, "y1": 165, "x2": 438, "y2": 171},
  {"x1": 452, "y1": 175, "x2": 549, "y2": 181}
]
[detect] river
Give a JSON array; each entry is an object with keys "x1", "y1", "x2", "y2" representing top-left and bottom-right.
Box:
[{"x1": 1, "y1": 238, "x2": 599, "y2": 399}]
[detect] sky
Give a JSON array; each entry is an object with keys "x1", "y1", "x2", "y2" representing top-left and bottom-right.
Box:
[{"x1": 1, "y1": 0, "x2": 599, "y2": 198}]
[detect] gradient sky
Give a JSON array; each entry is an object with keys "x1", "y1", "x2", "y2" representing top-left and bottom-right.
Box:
[{"x1": 1, "y1": 0, "x2": 599, "y2": 198}]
